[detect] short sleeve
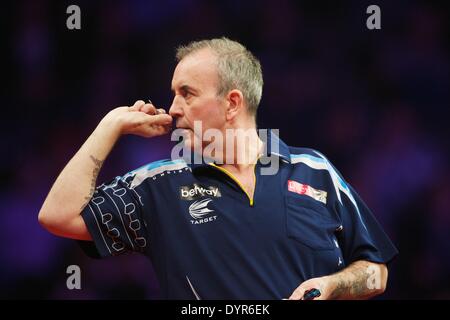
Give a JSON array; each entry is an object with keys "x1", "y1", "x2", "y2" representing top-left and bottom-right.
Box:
[
  {"x1": 79, "y1": 173, "x2": 150, "y2": 258},
  {"x1": 337, "y1": 183, "x2": 398, "y2": 265}
]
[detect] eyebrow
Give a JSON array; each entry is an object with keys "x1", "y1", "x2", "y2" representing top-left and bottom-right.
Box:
[{"x1": 171, "y1": 84, "x2": 198, "y2": 95}]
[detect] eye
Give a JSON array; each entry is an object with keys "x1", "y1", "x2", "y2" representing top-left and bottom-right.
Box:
[{"x1": 182, "y1": 90, "x2": 192, "y2": 99}]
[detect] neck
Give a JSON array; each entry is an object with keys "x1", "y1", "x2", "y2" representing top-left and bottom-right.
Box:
[{"x1": 216, "y1": 122, "x2": 263, "y2": 172}]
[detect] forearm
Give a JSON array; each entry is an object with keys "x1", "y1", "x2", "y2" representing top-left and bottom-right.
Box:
[
  {"x1": 326, "y1": 260, "x2": 388, "y2": 300},
  {"x1": 39, "y1": 101, "x2": 172, "y2": 239},
  {"x1": 39, "y1": 118, "x2": 120, "y2": 226}
]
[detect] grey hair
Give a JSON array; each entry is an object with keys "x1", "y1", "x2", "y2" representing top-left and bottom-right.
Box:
[{"x1": 176, "y1": 37, "x2": 263, "y2": 117}]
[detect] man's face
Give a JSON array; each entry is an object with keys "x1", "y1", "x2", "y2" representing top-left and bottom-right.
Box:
[{"x1": 169, "y1": 48, "x2": 227, "y2": 151}]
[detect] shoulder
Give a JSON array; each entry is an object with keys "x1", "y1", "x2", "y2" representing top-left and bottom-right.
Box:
[
  {"x1": 287, "y1": 146, "x2": 356, "y2": 205},
  {"x1": 126, "y1": 158, "x2": 190, "y2": 188},
  {"x1": 129, "y1": 158, "x2": 189, "y2": 173},
  {"x1": 288, "y1": 146, "x2": 331, "y2": 167},
  {"x1": 286, "y1": 146, "x2": 349, "y2": 190}
]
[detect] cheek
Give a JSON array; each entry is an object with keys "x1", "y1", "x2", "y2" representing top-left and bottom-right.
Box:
[
  {"x1": 183, "y1": 105, "x2": 199, "y2": 126},
  {"x1": 187, "y1": 100, "x2": 225, "y2": 128}
]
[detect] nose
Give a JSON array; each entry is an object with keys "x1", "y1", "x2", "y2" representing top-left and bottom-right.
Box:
[{"x1": 169, "y1": 95, "x2": 184, "y2": 118}]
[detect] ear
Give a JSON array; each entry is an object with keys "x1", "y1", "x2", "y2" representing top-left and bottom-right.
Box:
[{"x1": 226, "y1": 89, "x2": 245, "y2": 121}]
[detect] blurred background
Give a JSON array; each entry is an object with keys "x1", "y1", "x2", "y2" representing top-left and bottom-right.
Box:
[{"x1": 1, "y1": 0, "x2": 449, "y2": 299}]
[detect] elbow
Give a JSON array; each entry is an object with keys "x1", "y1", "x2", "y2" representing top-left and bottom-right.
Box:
[
  {"x1": 38, "y1": 205, "x2": 64, "y2": 235},
  {"x1": 38, "y1": 207, "x2": 54, "y2": 231},
  {"x1": 38, "y1": 198, "x2": 89, "y2": 240}
]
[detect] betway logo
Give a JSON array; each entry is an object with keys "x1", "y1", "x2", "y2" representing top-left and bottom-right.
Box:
[{"x1": 180, "y1": 184, "x2": 221, "y2": 200}]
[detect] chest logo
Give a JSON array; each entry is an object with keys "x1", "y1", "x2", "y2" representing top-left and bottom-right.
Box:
[
  {"x1": 180, "y1": 183, "x2": 221, "y2": 201},
  {"x1": 189, "y1": 198, "x2": 218, "y2": 224},
  {"x1": 288, "y1": 180, "x2": 327, "y2": 204}
]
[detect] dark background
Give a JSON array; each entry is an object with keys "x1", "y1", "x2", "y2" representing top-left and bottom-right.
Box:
[{"x1": 1, "y1": 0, "x2": 449, "y2": 299}]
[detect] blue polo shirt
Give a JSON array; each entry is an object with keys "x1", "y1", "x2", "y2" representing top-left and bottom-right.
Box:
[{"x1": 79, "y1": 132, "x2": 398, "y2": 299}]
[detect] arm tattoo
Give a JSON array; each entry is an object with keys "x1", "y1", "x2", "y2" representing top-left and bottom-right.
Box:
[
  {"x1": 80, "y1": 155, "x2": 104, "y2": 210},
  {"x1": 329, "y1": 262, "x2": 374, "y2": 299}
]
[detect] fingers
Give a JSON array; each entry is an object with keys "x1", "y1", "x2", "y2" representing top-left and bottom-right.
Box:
[
  {"x1": 129, "y1": 100, "x2": 168, "y2": 116},
  {"x1": 288, "y1": 286, "x2": 324, "y2": 300},
  {"x1": 140, "y1": 105, "x2": 168, "y2": 116},
  {"x1": 288, "y1": 286, "x2": 306, "y2": 300},
  {"x1": 129, "y1": 100, "x2": 146, "y2": 111},
  {"x1": 141, "y1": 103, "x2": 157, "y2": 115},
  {"x1": 131, "y1": 112, "x2": 172, "y2": 125},
  {"x1": 150, "y1": 113, "x2": 173, "y2": 125},
  {"x1": 146, "y1": 114, "x2": 173, "y2": 137},
  {"x1": 132, "y1": 113, "x2": 173, "y2": 128},
  {"x1": 123, "y1": 100, "x2": 172, "y2": 137},
  {"x1": 135, "y1": 118, "x2": 173, "y2": 138},
  {"x1": 151, "y1": 123, "x2": 172, "y2": 135}
]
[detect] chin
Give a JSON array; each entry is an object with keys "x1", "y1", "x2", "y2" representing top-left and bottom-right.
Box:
[
  {"x1": 180, "y1": 131, "x2": 195, "y2": 151},
  {"x1": 183, "y1": 137, "x2": 195, "y2": 151},
  {"x1": 176, "y1": 129, "x2": 206, "y2": 156}
]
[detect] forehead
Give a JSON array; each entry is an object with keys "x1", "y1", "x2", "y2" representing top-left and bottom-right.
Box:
[{"x1": 171, "y1": 48, "x2": 219, "y2": 91}]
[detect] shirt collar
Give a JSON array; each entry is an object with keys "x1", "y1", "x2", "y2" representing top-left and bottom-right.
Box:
[
  {"x1": 185, "y1": 129, "x2": 291, "y2": 170},
  {"x1": 264, "y1": 129, "x2": 291, "y2": 163}
]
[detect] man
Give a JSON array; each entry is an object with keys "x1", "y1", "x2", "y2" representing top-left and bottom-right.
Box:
[{"x1": 39, "y1": 37, "x2": 398, "y2": 299}]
